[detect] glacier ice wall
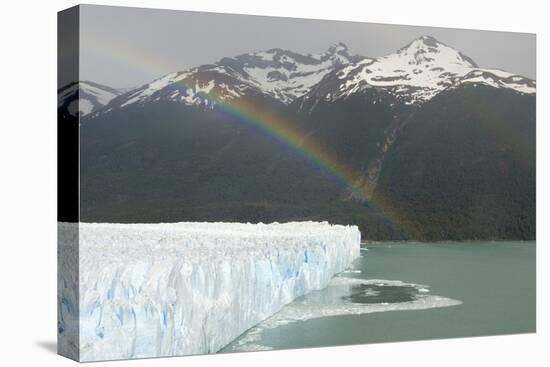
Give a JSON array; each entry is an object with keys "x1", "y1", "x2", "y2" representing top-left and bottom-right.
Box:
[
  {"x1": 58, "y1": 221, "x2": 360, "y2": 361},
  {"x1": 58, "y1": 223, "x2": 79, "y2": 360}
]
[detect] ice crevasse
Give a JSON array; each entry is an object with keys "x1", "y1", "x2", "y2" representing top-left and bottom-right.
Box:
[{"x1": 58, "y1": 221, "x2": 361, "y2": 361}]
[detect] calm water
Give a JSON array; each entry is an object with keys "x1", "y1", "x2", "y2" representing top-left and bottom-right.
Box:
[{"x1": 222, "y1": 241, "x2": 535, "y2": 352}]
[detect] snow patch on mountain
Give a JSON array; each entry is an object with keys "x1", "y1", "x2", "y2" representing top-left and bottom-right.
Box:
[
  {"x1": 68, "y1": 99, "x2": 93, "y2": 116},
  {"x1": 120, "y1": 72, "x2": 190, "y2": 107},
  {"x1": 459, "y1": 69, "x2": 536, "y2": 94},
  {"x1": 237, "y1": 43, "x2": 368, "y2": 103}
]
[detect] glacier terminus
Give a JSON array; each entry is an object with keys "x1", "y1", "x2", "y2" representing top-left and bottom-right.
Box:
[{"x1": 58, "y1": 222, "x2": 361, "y2": 361}]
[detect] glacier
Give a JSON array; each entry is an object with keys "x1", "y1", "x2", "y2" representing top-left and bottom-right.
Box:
[{"x1": 58, "y1": 221, "x2": 360, "y2": 361}]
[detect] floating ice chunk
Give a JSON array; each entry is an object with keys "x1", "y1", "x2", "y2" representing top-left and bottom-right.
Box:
[{"x1": 226, "y1": 277, "x2": 462, "y2": 352}]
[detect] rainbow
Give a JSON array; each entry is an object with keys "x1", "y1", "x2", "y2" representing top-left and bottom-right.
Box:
[
  {"x1": 171, "y1": 76, "x2": 410, "y2": 231},
  {"x1": 186, "y1": 83, "x2": 365, "y2": 194},
  {"x1": 83, "y1": 35, "x2": 412, "y2": 234}
]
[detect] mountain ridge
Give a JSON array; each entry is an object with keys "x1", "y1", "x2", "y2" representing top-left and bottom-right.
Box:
[
  {"x1": 92, "y1": 42, "x2": 367, "y2": 116},
  {"x1": 86, "y1": 36, "x2": 535, "y2": 118}
]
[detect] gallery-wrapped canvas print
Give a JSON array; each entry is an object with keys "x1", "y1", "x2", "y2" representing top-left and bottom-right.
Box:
[{"x1": 58, "y1": 4, "x2": 536, "y2": 362}]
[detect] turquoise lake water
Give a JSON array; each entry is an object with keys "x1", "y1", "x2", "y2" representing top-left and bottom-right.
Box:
[{"x1": 222, "y1": 241, "x2": 536, "y2": 352}]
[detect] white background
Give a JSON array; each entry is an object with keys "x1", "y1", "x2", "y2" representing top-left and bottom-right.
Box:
[{"x1": 0, "y1": 0, "x2": 547, "y2": 366}]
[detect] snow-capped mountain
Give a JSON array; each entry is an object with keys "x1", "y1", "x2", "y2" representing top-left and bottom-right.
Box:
[
  {"x1": 95, "y1": 36, "x2": 535, "y2": 118},
  {"x1": 58, "y1": 81, "x2": 121, "y2": 116},
  {"x1": 79, "y1": 36, "x2": 536, "y2": 240},
  {"x1": 300, "y1": 36, "x2": 535, "y2": 108},
  {"x1": 101, "y1": 43, "x2": 367, "y2": 113}
]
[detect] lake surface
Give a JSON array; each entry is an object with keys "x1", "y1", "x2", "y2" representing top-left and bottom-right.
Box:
[{"x1": 221, "y1": 241, "x2": 536, "y2": 352}]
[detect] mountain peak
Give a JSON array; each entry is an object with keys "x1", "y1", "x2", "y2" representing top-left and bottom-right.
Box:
[
  {"x1": 417, "y1": 35, "x2": 441, "y2": 46},
  {"x1": 327, "y1": 42, "x2": 349, "y2": 53},
  {"x1": 394, "y1": 35, "x2": 477, "y2": 68},
  {"x1": 320, "y1": 42, "x2": 366, "y2": 65},
  {"x1": 399, "y1": 35, "x2": 444, "y2": 54},
  {"x1": 308, "y1": 35, "x2": 534, "y2": 107}
]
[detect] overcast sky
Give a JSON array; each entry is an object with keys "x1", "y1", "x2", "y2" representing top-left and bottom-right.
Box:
[{"x1": 78, "y1": 4, "x2": 536, "y2": 89}]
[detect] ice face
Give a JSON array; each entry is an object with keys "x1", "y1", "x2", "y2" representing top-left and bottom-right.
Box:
[{"x1": 57, "y1": 221, "x2": 361, "y2": 361}]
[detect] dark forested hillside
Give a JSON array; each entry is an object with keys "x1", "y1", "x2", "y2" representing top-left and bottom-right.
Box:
[
  {"x1": 79, "y1": 98, "x2": 404, "y2": 239},
  {"x1": 76, "y1": 38, "x2": 536, "y2": 240},
  {"x1": 373, "y1": 85, "x2": 535, "y2": 240},
  {"x1": 79, "y1": 83, "x2": 535, "y2": 240}
]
